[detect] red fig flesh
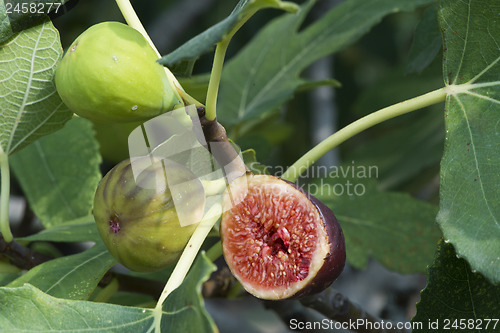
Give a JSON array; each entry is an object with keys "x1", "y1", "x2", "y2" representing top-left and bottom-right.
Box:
[{"x1": 220, "y1": 174, "x2": 345, "y2": 300}]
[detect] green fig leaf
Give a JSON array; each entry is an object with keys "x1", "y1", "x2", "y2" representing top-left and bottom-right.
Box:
[
  {"x1": 0, "y1": 1, "x2": 70, "y2": 44},
  {"x1": 0, "y1": 253, "x2": 217, "y2": 332},
  {"x1": 218, "y1": 0, "x2": 435, "y2": 126},
  {"x1": 10, "y1": 117, "x2": 102, "y2": 229},
  {"x1": 160, "y1": 0, "x2": 299, "y2": 67},
  {"x1": 437, "y1": 0, "x2": 500, "y2": 284},
  {"x1": 0, "y1": 18, "x2": 72, "y2": 155},
  {"x1": 105, "y1": 291, "x2": 155, "y2": 307},
  {"x1": 242, "y1": 148, "x2": 268, "y2": 175},
  {"x1": 412, "y1": 240, "x2": 500, "y2": 332},
  {"x1": 315, "y1": 177, "x2": 441, "y2": 273},
  {"x1": 0, "y1": 284, "x2": 158, "y2": 332},
  {"x1": 7, "y1": 242, "x2": 116, "y2": 300}
]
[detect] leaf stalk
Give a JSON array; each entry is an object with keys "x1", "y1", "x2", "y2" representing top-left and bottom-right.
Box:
[
  {"x1": 281, "y1": 87, "x2": 448, "y2": 182},
  {"x1": 115, "y1": 0, "x2": 193, "y2": 106}
]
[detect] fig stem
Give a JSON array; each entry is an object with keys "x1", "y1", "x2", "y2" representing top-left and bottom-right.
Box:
[
  {"x1": 0, "y1": 146, "x2": 13, "y2": 243},
  {"x1": 202, "y1": 178, "x2": 227, "y2": 197},
  {"x1": 204, "y1": 39, "x2": 229, "y2": 122},
  {"x1": 281, "y1": 87, "x2": 447, "y2": 182},
  {"x1": 205, "y1": 1, "x2": 299, "y2": 121},
  {"x1": 199, "y1": 114, "x2": 248, "y2": 182},
  {"x1": 151, "y1": 202, "x2": 222, "y2": 333},
  {"x1": 205, "y1": 7, "x2": 261, "y2": 122},
  {"x1": 115, "y1": 0, "x2": 197, "y2": 106}
]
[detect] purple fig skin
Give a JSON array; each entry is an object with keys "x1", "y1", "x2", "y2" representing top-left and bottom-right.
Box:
[
  {"x1": 285, "y1": 180, "x2": 346, "y2": 298},
  {"x1": 282, "y1": 179, "x2": 346, "y2": 298},
  {"x1": 221, "y1": 174, "x2": 346, "y2": 300}
]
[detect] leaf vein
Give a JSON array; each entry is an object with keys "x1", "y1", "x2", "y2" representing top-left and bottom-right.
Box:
[
  {"x1": 453, "y1": 94, "x2": 499, "y2": 230},
  {"x1": 45, "y1": 250, "x2": 108, "y2": 294}
]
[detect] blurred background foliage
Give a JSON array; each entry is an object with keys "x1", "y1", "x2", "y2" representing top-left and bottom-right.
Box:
[{"x1": 53, "y1": 0, "x2": 443, "y2": 205}]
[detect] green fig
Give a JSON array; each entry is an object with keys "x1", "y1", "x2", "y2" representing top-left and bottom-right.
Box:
[
  {"x1": 93, "y1": 157, "x2": 205, "y2": 272},
  {"x1": 55, "y1": 22, "x2": 180, "y2": 123}
]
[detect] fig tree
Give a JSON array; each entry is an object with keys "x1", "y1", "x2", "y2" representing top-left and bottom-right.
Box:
[
  {"x1": 93, "y1": 157, "x2": 205, "y2": 272},
  {"x1": 220, "y1": 174, "x2": 345, "y2": 300},
  {"x1": 55, "y1": 21, "x2": 180, "y2": 123}
]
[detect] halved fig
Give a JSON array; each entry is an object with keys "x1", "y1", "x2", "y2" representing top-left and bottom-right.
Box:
[{"x1": 220, "y1": 174, "x2": 345, "y2": 300}]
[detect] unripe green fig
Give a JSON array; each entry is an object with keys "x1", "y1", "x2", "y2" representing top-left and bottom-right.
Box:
[
  {"x1": 55, "y1": 21, "x2": 180, "y2": 123},
  {"x1": 93, "y1": 157, "x2": 205, "y2": 272}
]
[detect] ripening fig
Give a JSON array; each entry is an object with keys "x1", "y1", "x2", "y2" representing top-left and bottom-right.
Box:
[
  {"x1": 55, "y1": 21, "x2": 180, "y2": 123},
  {"x1": 93, "y1": 157, "x2": 205, "y2": 272},
  {"x1": 220, "y1": 174, "x2": 345, "y2": 300}
]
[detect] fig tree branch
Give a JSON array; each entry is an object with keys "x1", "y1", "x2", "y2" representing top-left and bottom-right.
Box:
[{"x1": 0, "y1": 235, "x2": 51, "y2": 269}]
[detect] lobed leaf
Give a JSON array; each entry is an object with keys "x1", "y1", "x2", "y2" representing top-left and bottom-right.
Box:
[
  {"x1": 437, "y1": 0, "x2": 500, "y2": 284},
  {"x1": 10, "y1": 117, "x2": 102, "y2": 229},
  {"x1": 0, "y1": 18, "x2": 72, "y2": 155}
]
